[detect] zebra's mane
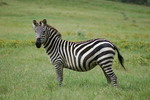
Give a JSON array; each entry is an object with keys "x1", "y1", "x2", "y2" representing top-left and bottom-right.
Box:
[{"x1": 46, "y1": 24, "x2": 62, "y2": 38}]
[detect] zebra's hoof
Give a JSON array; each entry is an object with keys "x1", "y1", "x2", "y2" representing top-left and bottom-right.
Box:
[
  {"x1": 59, "y1": 84, "x2": 63, "y2": 87},
  {"x1": 114, "y1": 85, "x2": 118, "y2": 88}
]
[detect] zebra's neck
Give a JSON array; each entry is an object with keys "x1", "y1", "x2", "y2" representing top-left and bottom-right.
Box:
[
  {"x1": 43, "y1": 32, "x2": 61, "y2": 55},
  {"x1": 42, "y1": 25, "x2": 67, "y2": 65}
]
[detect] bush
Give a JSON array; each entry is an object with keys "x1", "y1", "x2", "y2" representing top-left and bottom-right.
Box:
[{"x1": 110, "y1": 0, "x2": 150, "y2": 6}]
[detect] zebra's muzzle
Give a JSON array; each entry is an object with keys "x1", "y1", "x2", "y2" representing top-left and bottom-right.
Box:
[{"x1": 35, "y1": 38, "x2": 42, "y2": 48}]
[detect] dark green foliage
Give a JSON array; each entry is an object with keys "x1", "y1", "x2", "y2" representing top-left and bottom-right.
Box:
[
  {"x1": 0, "y1": 1, "x2": 8, "y2": 6},
  {"x1": 110, "y1": 0, "x2": 150, "y2": 5}
]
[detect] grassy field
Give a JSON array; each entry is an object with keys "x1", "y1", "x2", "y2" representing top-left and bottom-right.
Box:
[{"x1": 0, "y1": 0, "x2": 150, "y2": 100}]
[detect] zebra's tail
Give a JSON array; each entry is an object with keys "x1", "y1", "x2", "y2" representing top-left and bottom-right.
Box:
[{"x1": 114, "y1": 45, "x2": 126, "y2": 70}]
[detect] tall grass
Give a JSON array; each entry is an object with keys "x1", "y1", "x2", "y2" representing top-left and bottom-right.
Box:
[{"x1": 0, "y1": 0, "x2": 150, "y2": 100}]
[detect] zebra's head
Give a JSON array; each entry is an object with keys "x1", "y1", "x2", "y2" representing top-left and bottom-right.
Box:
[{"x1": 32, "y1": 19, "x2": 47, "y2": 48}]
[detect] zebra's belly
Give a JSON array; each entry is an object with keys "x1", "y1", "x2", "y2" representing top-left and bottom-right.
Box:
[{"x1": 64, "y1": 61, "x2": 97, "y2": 72}]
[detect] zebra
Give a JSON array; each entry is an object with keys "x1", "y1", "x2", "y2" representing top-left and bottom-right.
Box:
[{"x1": 32, "y1": 19, "x2": 125, "y2": 87}]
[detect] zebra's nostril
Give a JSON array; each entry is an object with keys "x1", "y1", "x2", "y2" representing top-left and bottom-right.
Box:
[{"x1": 35, "y1": 38, "x2": 41, "y2": 48}]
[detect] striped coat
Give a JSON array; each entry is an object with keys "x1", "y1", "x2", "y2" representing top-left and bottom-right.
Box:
[{"x1": 33, "y1": 19, "x2": 125, "y2": 87}]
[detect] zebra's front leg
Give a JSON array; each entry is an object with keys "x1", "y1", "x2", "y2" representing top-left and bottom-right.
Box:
[{"x1": 55, "y1": 65, "x2": 63, "y2": 87}]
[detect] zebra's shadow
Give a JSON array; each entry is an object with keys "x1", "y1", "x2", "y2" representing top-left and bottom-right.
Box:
[
  {"x1": 66, "y1": 79, "x2": 105, "y2": 88},
  {"x1": 46, "y1": 78, "x2": 107, "y2": 91},
  {"x1": 46, "y1": 79, "x2": 134, "y2": 92}
]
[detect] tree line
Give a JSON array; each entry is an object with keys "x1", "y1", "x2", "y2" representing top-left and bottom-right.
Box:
[{"x1": 112, "y1": 0, "x2": 150, "y2": 6}]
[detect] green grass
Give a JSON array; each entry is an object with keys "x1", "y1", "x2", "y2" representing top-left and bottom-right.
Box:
[{"x1": 0, "y1": 0, "x2": 150, "y2": 100}]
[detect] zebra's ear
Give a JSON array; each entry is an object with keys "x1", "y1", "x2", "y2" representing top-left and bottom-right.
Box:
[
  {"x1": 42, "y1": 19, "x2": 47, "y2": 25},
  {"x1": 32, "y1": 20, "x2": 38, "y2": 28}
]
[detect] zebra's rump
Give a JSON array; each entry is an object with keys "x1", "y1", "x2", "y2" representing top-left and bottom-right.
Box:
[{"x1": 63, "y1": 39, "x2": 116, "y2": 72}]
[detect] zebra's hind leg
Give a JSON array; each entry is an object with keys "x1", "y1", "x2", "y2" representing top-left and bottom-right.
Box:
[
  {"x1": 100, "y1": 64, "x2": 118, "y2": 88},
  {"x1": 101, "y1": 68, "x2": 111, "y2": 84}
]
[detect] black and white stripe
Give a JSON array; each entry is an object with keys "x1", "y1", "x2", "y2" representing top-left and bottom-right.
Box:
[{"x1": 33, "y1": 19, "x2": 125, "y2": 87}]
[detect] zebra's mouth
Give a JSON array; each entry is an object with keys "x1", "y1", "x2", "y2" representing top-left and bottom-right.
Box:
[{"x1": 35, "y1": 38, "x2": 42, "y2": 48}]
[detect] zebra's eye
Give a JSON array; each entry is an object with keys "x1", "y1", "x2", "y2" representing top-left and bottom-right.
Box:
[{"x1": 43, "y1": 31, "x2": 45, "y2": 33}]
